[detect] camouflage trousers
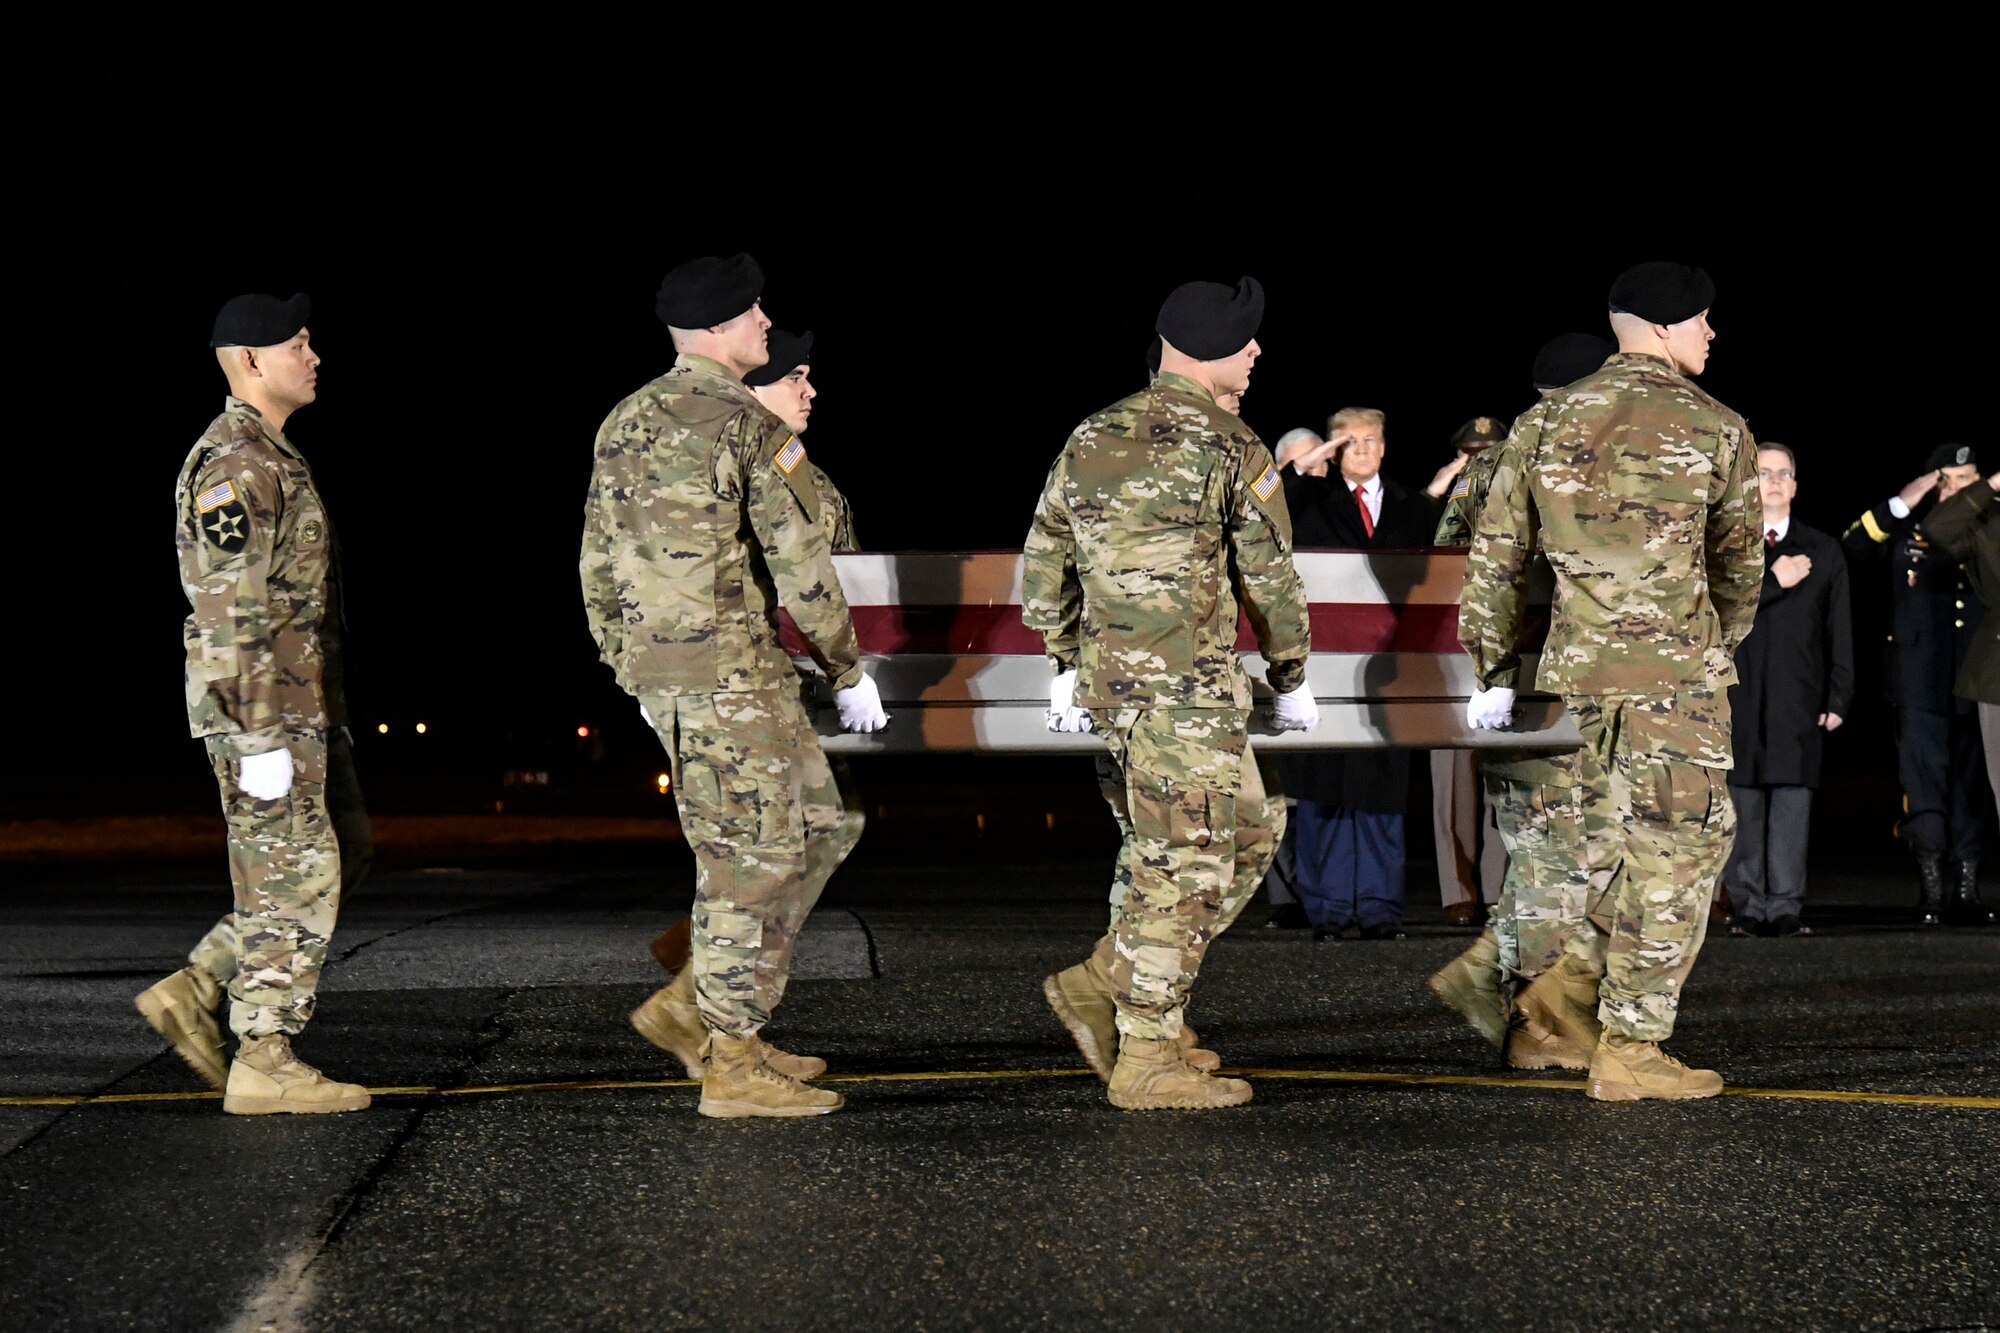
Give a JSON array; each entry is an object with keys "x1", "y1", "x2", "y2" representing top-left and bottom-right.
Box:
[
  {"x1": 1570, "y1": 690, "x2": 1737, "y2": 1043},
  {"x1": 188, "y1": 733, "x2": 341, "y2": 1040},
  {"x1": 641, "y1": 684, "x2": 862, "y2": 1040},
  {"x1": 1481, "y1": 747, "x2": 1597, "y2": 983},
  {"x1": 1091, "y1": 707, "x2": 1274, "y2": 1041}
]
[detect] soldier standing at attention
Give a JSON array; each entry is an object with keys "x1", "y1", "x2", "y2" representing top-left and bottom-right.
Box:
[
  {"x1": 1461, "y1": 263, "x2": 1763, "y2": 1102},
  {"x1": 136, "y1": 293, "x2": 370, "y2": 1116},
  {"x1": 1429, "y1": 333, "x2": 1616, "y2": 1069},
  {"x1": 583, "y1": 254, "x2": 887, "y2": 1119},
  {"x1": 1027, "y1": 277, "x2": 1317, "y2": 1111}
]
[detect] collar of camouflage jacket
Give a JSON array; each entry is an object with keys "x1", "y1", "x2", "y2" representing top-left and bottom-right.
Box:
[
  {"x1": 674, "y1": 352, "x2": 758, "y2": 398},
  {"x1": 1601, "y1": 351, "x2": 1679, "y2": 376},
  {"x1": 1152, "y1": 370, "x2": 1219, "y2": 405},
  {"x1": 223, "y1": 395, "x2": 301, "y2": 458}
]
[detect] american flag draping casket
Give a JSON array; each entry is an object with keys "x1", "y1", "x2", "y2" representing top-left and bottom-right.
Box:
[{"x1": 779, "y1": 550, "x2": 1576, "y2": 754}]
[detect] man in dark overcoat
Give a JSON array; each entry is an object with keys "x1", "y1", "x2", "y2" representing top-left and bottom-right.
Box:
[{"x1": 1724, "y1": 444, "x2": 1853, "y2": 935}]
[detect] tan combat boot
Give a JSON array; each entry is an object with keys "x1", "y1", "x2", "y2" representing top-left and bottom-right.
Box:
[
  {"x1": 222, "y1": 1035, "x2": 371, "y2": 1115},
  {"x1": 135, "y1": 966, "x2": 227, "y2": 1090},
  {"x1": 633, "y1": 971, "x2": 827, "y2": 1080},
  {"x1": 630, "y1": 969, "x2": 705, "y2": 1077},
  {"x1": 1587, "y1": 1032, "x2": 1725, "y2": 1102},
  {"x1": 1043, "y1": 939, "x2": 1119, "y2": 1082},
  {"x1": 697, "y1": 1033, "x2": 842, "y2": 1119},
  {"x1": 1512, "y1": 953, "x2": 1603, "y2": 1063},
  {"x1": 1426, "y1": 930, "x2": 1509, "y2": 1048},
  {"x1": 1178, "y1": 1021, "x2": 1221, "y2": 1073},
  {"x1": 1504, "y1": 1012, "x2": 1593, "y2": 1071},
  {"x1": 1107, "y1": 1036, "x2": 1252, "y2": 1111}
]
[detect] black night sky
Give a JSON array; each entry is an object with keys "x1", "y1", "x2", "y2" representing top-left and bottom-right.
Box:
[{"x1": 11, "y1": 74, "x2": 1990, "y2": 820}]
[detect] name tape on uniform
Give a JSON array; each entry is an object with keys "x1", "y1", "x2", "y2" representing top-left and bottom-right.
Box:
[
  {"x1": 1251, "y1": 464, "x2": 1280, "y2": 502},
  {"x1": 775, "y1": 435, "x2": 806, "y2": 475},
  {"x1": 195, "y1": 480, "x2": 238, "y2": 513}
]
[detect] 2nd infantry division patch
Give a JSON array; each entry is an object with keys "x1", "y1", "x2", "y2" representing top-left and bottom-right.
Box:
[
  {"x1": 774, "y1": 435, "x2": 806, "y2": 475},
  {"x1": 201, "y1": 500, "x2": 250, "y2": 553},
  {"x1": 1251, "y1": 464, "x2": 1280, "y2": 502}
]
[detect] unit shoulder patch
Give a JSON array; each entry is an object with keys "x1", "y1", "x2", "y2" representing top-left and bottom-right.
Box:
[{"x1": 201, "y1": 501, "x2": 250, "y2": 554}]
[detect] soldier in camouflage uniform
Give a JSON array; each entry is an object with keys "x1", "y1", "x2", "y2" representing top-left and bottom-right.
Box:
[
  {"x1": 747, "y1": 329, "x2": 860, "y2": 552},
  {"x1": 583, "y1": 254, "x2": 887, "y2": 1119},
  {"x1": 1429, "y1": 335, "x2": 1615, "y2": 1068},
  {"x1": 1461, "y1": 265, "x2": 1762, "y2": 1102},
  {"x1": 135, "y1": 293, "x2": 371, "y2": 1117},
  {"x1": 1028, "y1": 277, "x2": 1316, "y2": 1111}
]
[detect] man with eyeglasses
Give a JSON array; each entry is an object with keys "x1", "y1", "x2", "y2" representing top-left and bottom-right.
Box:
[{"x1": 1720, "y1": 445, "x2": 1852, "y2": 937}]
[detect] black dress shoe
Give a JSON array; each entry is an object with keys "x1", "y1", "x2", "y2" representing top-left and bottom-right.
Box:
[
  {"x1": 1358, "y1": 924, "x2": 1408, "y2": 941},
  {"x1": 1264, "y1": 903, "x2": 1310, "y2": 930},
  {"x1": 1312, "y1": 923, "x2": 1346, "y2": 942},
  {"x1": 1773, "y1": 915, "x2": 1811, "y2": 937},
  {"x1": 1728, "y1": 920, "x2": 1753, "y2": 938}
]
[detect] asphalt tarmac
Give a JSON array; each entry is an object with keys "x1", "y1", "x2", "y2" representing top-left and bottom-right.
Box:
[{"x1": 2, "y1": 846, "x2": 1996, "y2": 1332}]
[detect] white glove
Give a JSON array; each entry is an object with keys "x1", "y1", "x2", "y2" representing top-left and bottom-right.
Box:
[
  {"x1": 1047, "y1": 669, "x2": 1093, "y2": 733},
  {"x1": 239, "y1": 748, "x2": 294, "y2": 801},
  {"x1": 835, "y1": 672, "x2": 890, "y2": 733},
  {"x1": 1270, "y1": 682, "x2": 1319, "y2": 731},
  {"x1": 1466, "y1": 685, "x2": 1517, "y2": 730}
]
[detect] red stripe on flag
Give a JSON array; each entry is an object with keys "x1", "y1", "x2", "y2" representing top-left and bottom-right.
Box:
[{"x1": 779, "y1": 605, "x2": 1549, "y2": 657}]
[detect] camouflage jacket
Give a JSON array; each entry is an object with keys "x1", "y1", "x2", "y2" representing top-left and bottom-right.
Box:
[
  {"x1": 1434, "y1": 447, "x2": 1502, "y2": 547},
  {"x1": 580, "y1": 353, "x2": 861, "y2": 696},
  {"x1": 175, "y1": 397, "x2": 333, "y2": 758},
  {"x1": 1461, "y1": 353, "x2": 1762, "y2": 695},
  {"x1": 1022, "y1": 371, "x2": 1310, "y2": 709},
  {"x1": 809, "y1": 462, "x2": 859, "y2": 552}
]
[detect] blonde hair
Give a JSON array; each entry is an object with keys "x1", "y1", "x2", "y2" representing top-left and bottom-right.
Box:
[{"x1": 1327, "y1": 407, "x2": 1386, "y2": 437}]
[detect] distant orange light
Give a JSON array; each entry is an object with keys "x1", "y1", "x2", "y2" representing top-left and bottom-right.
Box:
[
  {"x1": 415, "y1": 723, "x2": 428, "y2": 735},
  {"x1": 577, "y1": 726, "x2": 590, "y2": 738},
  {"x1": 656, "y1": 772, "x2": 671, "y2": 792},
  {"x1": 376, "y1": 723, "x2": 389, "y2": 735}
]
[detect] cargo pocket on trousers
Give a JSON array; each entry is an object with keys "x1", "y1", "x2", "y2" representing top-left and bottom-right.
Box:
[{"x1": 1132, "y1": 774, "x2": 1215, "y2": 850}]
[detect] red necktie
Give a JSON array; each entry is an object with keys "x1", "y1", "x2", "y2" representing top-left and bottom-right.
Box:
[
  {"x1": 1766, "y1": 529, "x2": 1778, "y2": 549},
  {"x1": 1354, "y1": 484, "x2": 1376, "y2": 539}
]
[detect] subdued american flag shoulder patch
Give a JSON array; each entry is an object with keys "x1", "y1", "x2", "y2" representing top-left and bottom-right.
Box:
[
  {"x1": 195, "y1": 480, "x2": 237, "y2": 513},
  {"x1": 1449, "y1": 476, "x2": 1472, "y2": 501},
  {"x1": 1250, "y1": 464, "x2": 1280, "y2": 502},
  {"x1": 774, "y1": 435, "x2": 806, "y2": 474}
]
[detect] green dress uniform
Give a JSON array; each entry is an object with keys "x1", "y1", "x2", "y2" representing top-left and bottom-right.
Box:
[
  {"x1": 1461, "y1": 352, "x2": 1763, "y2": 1042},
  {"x1": 1023, "y1": 370, "x2": 1310, "y2": 1040},
  {"x1": 175, "y1": 397, "x2": 346, "y2": 1040},
  {"x1": 581, "y1": 354, "x2": 865, "y2": 1038}
]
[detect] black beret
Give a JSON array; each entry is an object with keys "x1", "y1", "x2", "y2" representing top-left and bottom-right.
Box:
[
  {"x1": 1156, "y1": 275, "x2": 1264, "y2": 361},
  {"x1": 1450, "y1": 416, "x2": 1508, "y2": 451},
  {"x1": 1607, "y1": 261, "x2": 1715, "y2": 325},
  {"x1": 1532, "y1": 332, "x2": 1616, "y2": 390},
  {"x1": 744, "y1": 329, "x2": 813, "y2": 388},
  {"x1": 210, "y1": 292, "x2": 310, "y2": 349},
  {"x1": 656, "y1": 253, "x2": 764, "y2": 329},
  {"x1": 1145, "y1": 335, "x2": 1162, "y2": 377},
  {"x1": 1925, "y1": 443, "x2": 1979, "y2": 471}
]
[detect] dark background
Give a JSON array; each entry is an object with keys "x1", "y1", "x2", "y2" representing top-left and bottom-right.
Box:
[{"x1": 9, "y1": 86, "x2": 1989, "y2": 847}]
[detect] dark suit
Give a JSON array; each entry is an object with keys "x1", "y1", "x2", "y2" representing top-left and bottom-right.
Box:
[
  {"x1": 1269, "y1": 471, "x2": 1440, "y2": 930},
  {"x1": 1844, "y1": 497, "x2": 1991, "y2": 860},
  {"x1": 1723, "y1": 519, "x2": 1852, "y2": 924}
]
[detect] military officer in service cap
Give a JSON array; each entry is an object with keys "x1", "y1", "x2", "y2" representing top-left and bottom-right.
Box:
[
  {"x1": 1461, "y1": 262, "x2": 1763, "y2": 1102},
  {"x1": 1843, "y1": 443, "x2": 1995, "y2": 925},
  {"x1": 136, "y1": 293, "x2": 371, "y2": 1116},
  {"x1": 584, "y1": 254, "x2": 887, "y2": 1119},
  {"x1": 1027, "y1": 275, "x2": 1315, "y2": 1111}
]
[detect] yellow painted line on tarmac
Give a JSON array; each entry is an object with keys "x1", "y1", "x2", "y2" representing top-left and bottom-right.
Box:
[{"x1": 3, "y1": 1068, "x2": 1995, "y2": 1111}]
